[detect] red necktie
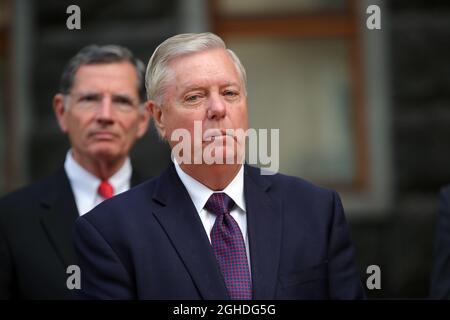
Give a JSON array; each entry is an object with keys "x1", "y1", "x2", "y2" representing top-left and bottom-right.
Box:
[{"x1": 97, "y1": 180, "x2": 114, "y2": 199}]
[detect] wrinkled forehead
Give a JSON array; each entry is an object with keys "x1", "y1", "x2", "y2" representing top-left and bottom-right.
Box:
[{"x1": 72, "y1": 62, "x2": 140, "y2": 94}]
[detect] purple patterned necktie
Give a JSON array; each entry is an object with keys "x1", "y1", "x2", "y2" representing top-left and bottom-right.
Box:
[{"x1": 205, "y1": 192, "x2": 252, "y2": 300}]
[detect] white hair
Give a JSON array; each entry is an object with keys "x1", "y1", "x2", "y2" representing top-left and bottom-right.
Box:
[{"x1": 145, "y1": 32, "x2": 247, "y2": 106}]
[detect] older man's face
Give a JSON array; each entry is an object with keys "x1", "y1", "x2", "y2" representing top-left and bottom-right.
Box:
[
  {"x1": 156, "y1": 48, "x2": 248, "y2": 164},
  {"x1": 54, "y1": 62, "x2": 150, "y2": 165}
]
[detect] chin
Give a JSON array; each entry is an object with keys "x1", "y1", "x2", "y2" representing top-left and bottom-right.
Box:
[
  {"x1": 216, "y1": 147, "x2": 243, "y2": 165},
  {"x1": 89, "y1": 146, "x2": 122, "y2": 161}
]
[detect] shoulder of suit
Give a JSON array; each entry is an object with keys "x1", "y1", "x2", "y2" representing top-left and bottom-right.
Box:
[
  {"x1": 440, "y1": 184, "x2": 450, "y2": 199},
  {"x1": 246, "y1": 165, "x2": 335, "y2": 198},
  {"x1": 0, "y1": 169, "x2": 67, "y2": 213}
]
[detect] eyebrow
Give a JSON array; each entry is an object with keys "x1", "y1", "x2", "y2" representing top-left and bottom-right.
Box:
[
  {"x1": 73, "y1": 92, "x2": 102, "y2": 101},
  {"x1": 111, "y1": 93, "x2": 133, "y2": 99},
  {"x1": 223, "y1": 81, "x2": 241, "y2": 87},
  {"x1": 74, "y1": 91, "x2": 134, "y2": 98},
  {"x1": 111, "y1": 94, "x2": 134, "y2": 103},
  {"x1": 180, "y1": 81, "x2": 242, "y2": 93},
  {"x1": 180, "y1": 86, "x2": 205, "y2": 94}
]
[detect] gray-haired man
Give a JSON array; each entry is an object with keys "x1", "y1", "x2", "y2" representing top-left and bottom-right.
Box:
[
  {"x1": 0, "y1": 45, "x2": 151, "y2": 299},
  {"x1": 74, "y1": 33, "x2": 364, "y2": 300}
]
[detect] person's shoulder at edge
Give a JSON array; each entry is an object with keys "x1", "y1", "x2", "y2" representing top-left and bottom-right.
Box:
[
  {"x1": 0, "y1": 169, "x2": 65, "y2": 217},
  {"x1": 437, "y1": 183, "x2": 450, "y2": 215},
  {"x1": 440, "y1": 184, "x2": 450, "y2": 199}
]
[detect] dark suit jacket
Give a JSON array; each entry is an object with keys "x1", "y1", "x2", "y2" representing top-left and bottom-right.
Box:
[
  {"x1": 430, "y1": 184, "x2": 450, "y2": 298},
  {"x1": 0, "y1": 167, "x2": 143, "y2": 299},
  {"x1": 74, "y1": 164, "x2": 365, "y2": 299}
]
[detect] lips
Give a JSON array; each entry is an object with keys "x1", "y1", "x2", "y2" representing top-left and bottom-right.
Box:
[
  {"x1": 202, "y1": 128, "x2": 233, "y2": 142},
  {"x1": 89, "y1": 131, "x2": 117, "y2": 140}
]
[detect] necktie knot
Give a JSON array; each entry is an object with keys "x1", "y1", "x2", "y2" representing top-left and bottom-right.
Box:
[
  {"x1": 205, "y1": 193, "x2": 235, "y2": 216},
  {"x1": 97, "y1": 180, "x2": 114, "y2": 199}
]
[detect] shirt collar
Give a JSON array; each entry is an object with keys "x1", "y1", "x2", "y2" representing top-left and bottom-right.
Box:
[
  {"x1": 173, "y1": 160, "x2": 246, "y2": 214},
  {"x1": 64, "y1": 150, "x2": 132, "y2": 200}
]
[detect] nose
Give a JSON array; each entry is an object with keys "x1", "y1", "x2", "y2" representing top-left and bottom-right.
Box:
[
  {"x1": 206, "y1": 93, "x2": 226, "y2": 120},
  {"x1": 95, "y1": 96, "x2": 114, "y2": 124}
]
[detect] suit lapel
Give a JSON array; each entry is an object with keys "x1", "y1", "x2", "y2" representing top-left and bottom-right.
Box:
[
  {"x1": 40, "y1": 165, "x2": 144, "y2": 268},
  {"x1": 244, "y1": 165, "x2": 282, "y2": 299},
  {"x1": 40, "y1": 169, "x2": 79, "y2": 267},
  {"x1": 152, "y1": 165, "x2": 229, "y2": 299}
]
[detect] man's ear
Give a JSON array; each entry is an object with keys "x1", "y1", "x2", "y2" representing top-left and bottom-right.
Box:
[
  {"x1": 136, "y1": 101, "x2": 152, "y2": 138},
  {"x1": 53, "y1": 94, "x2": 68, "y2": 133},
  {"x1": 148, "y1": 100, "x2": 166, "y2": 139}
]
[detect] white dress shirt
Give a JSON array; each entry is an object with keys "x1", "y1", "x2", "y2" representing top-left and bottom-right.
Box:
[
  {"x1": 64, "y1": 150, "x2": 132, "y2": 215},
  {"x1": 173, "y1": 160, "x2": 251, "y2": 269}
]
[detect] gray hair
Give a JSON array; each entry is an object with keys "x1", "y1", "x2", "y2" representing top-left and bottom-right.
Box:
[
  {"x1": 59, "y1": 44, "x2": 146, "y2": 103},
  {"x1": 145, "y1": 32, "x2": 247, "y2": 105}
]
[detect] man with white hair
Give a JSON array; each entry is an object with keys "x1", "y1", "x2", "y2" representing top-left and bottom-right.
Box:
[{"x1": 74, "y1": 32, "x2": 364, "y2": 300}]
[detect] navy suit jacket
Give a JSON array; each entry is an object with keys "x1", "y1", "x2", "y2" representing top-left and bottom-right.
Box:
[
  {"x1": 431, "y1": 184, "x2": 450, "y2": 298},
  {"x1": 0, "y1": 167, "x2": 143, "y2": 299},
  {"x1": 74, "y1": 164, "x2": 365, "y2": 299}
]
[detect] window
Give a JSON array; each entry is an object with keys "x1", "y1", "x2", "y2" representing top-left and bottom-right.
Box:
[{"x1": 211, "y1": 0, "x2": 367, "y2": 192}]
